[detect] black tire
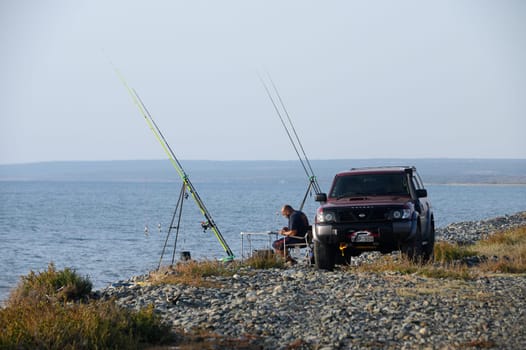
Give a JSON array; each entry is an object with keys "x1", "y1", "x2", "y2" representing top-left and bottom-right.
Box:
[
  {"x1": 314, "y1": 240, "x2": 336, "y2": 270},
  {"x1": 401, "y1": 224, "x2": 423, "y2": 263},
  {"x1": 422, "y1": 220, "x2": 435, "y2": 262}
]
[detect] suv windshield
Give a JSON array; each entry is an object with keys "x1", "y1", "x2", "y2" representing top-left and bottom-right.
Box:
[{"x1": 330, "y1": 173, "x2": 410, "y2": 198}]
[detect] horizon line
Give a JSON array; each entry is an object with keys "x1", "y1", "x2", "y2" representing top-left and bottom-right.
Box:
[{"x1": 2, "y1": 157, "x2": 526, "y2": 167}]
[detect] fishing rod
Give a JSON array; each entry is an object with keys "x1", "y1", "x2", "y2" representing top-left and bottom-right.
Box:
[
  {"x1": 259, "y1": 72, "x2": 322, "y2": 209},
  {"x1": 266, "y1": 73, "x2": 322, "y2": 195},
  {"x1": 113, "y1": 67, "x2": 234, "y2": 262}
]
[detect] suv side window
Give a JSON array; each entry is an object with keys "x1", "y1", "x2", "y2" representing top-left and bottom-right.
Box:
[{"x1": 412, "y1": 172, "x2": 423, "y2": 190}]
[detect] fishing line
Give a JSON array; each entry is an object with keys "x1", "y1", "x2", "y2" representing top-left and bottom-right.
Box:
[
  {"x1": 258, "y1": 71, "x2": 323, "y2": 210},
  {"x1": 133, "y1": 91, "x2": 187, "y2": 177},
  {"x1": 258, "y1": 73, "x2": 310, "y2": 178},
  {"x1": 265, "y1": 72, "x2": 322, "y2": 194},
  {"x1": 143, "y1": 181, "x2": 151, "y2": 237}
]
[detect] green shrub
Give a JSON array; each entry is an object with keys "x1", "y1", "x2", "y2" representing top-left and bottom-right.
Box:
[
  {"x1": 0, "y1": 264, "x2": 174, "y2": 349},
  {"x1": 9, "y1": 262, "x2": 92, "y2": 303},
  {"x1": 0, "y1": 299, "x2": 173, "y2": 349}
]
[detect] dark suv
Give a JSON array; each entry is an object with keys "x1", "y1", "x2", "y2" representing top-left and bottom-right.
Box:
[{"x1": 313, "y1": 166, "x2": 434, "y2": 270}]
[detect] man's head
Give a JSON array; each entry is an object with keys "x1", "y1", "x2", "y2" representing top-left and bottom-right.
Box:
[{"x1": 281, "y1": 204, "x2": 294, "y2": 218}]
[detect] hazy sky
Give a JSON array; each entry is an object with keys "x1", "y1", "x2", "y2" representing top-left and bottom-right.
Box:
[{"x1": 1, "y1": 0, "x2": 525, "y2": 164}]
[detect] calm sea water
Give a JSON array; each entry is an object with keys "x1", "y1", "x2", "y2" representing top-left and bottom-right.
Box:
[{"x1": 1, "y1": 178, "x2": 525, "y2": 302}]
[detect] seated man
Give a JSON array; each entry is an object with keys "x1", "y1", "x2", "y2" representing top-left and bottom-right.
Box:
[{"x1": 272, "y1": 204, "x2": 309, "y2": 263}]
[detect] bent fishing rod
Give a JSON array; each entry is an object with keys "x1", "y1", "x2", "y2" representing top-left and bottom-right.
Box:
[
  {"x1": 114, "y1": 68, "x2": 234, "y2": 261},
  {"x1": 259, "y1": 72, "x2": 322, "y2": 208}
]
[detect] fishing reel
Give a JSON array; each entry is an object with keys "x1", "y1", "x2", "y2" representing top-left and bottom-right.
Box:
[{"x1": 201, "y1": 221, "x2": 211, "y2": 232}]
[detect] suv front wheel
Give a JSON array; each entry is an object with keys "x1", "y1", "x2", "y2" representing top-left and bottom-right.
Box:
[
  {"x1": 314, "y1": 240, "x2": 337, "y2": 270},
  {"x1": 422, "y1": 220, "x2": 435, "y2": 262},
  {"x1": 400, "y1": 224, "x2": 423, "y2": 262}
]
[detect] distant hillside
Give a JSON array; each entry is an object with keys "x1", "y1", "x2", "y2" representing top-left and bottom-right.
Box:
[{"x1": 0, "y1": 159, "x2": 525, "y2": 184}]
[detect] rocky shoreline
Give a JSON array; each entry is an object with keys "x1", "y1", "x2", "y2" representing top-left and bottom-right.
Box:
[
  {"x1": 436, "y1": 211, "x2": 526, "y2": 245},
  {"x1": 100, "y1": 212, "x2": 526, "y2": 349}
]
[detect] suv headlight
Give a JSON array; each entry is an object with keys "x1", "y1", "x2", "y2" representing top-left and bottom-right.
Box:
[
  {"x1": 317, "y1": 209, "x2": 336, "y2": 223},
  {"x1": 391, "y1": 208, "x2": 411, "y2": 220}
]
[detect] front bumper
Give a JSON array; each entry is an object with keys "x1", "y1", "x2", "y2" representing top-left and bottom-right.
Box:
[{"x1": 313, "y1": 220, "x2": 416, "y2": 246}]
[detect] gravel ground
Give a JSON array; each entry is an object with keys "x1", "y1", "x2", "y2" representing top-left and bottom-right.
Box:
[{"x1": 100, "y1": 212, "x2": 526, "y2": 349}]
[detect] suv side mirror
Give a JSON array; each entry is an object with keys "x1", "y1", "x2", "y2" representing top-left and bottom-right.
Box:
[
  {"x1": 315, "y1": 193, "x2": 327, "y2": 202},
  {"x1": 416, "y1": 189, "x2": 427, "y2": 198}
]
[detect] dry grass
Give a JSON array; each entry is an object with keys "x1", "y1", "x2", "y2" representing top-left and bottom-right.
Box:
[
  {"x1": 350, "y1": 225, "x2": 526, "y2": 279},
  {"x1": 149, "y1": 254, "x2": 285, "y2": 287},
  {"x1": 433, "y1": 241, "x2": 477, "y2": 263},
  {"x1": 474, "y1": 225, "x2": 526, "y2": 273},
  {"x1": 148, "y1": 260, "x2": 236, "y2": 288},
  {"x1": 395, "y1": 278, "x2": 471, "y2": 298},
  {"x1": 243, "y1": 251, "x2": 285, "y2": 269},
  {"x1": 352, "y1": 254, "x2": 474, "y2": 279},
  {"x1": 150, "y1": 329, "x2": 263, "y2": 350},
  {"x1": 460, "y1": 339, "x2": 496, "y2": 348}
]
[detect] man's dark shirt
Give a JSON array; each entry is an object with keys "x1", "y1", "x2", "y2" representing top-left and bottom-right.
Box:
[{"x1": 289, "y1": 210, "x2": 309, "y2": 237}]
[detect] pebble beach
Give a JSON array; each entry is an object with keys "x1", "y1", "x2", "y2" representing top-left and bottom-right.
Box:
[{"x1": 99, "y1": 212, "x2": 526, "y2": 349}]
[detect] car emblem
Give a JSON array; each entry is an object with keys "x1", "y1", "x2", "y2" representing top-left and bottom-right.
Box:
[{"x1": 358, "y1": 213, "x2": 366, "y2": 218}]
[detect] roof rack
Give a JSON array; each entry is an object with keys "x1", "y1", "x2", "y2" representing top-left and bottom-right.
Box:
[{"x1": 349, "y1": 165, "x2": 415, "y2": 171}]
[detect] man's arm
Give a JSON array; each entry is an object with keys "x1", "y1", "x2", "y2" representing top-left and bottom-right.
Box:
[{"x1": 280, "y1": 227, "x2": 299, "y2": 236}]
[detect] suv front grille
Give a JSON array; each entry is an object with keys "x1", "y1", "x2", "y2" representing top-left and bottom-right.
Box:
[{"x1": 337, "y1": 206, "x2": 392, "y2": 223}]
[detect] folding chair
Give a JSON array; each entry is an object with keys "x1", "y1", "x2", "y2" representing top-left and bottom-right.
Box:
[{"x1": 283, "y1": 227, "x2": 313, "y2": 265}]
